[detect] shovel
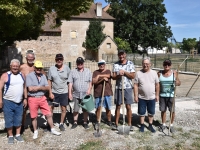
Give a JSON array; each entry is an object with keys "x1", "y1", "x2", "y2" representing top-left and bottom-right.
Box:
[
  {"x1": 94, "y1": 80, "x2": 106, "y2": 137},
  {"x1": 118, "y1": 76, "x2": 130, "y2": 135}
]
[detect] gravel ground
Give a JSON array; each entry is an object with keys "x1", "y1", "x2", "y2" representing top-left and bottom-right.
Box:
[{"x1": 0, "y1": 97, "x2": 200, "y2": 150}]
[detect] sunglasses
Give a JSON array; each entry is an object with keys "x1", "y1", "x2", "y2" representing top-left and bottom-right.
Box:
[
  {"x1": 56, "y1": 58, "x2": 63, "y2": 61},
  {"x1": 163, "y1": 63, "x2": 171, "y2": 66},
  {"x1": 35, "y1": 68, "x2": 43, "y2": 70},
  {"x1": 98, "y1": 63, "x2": 105, "y2": 66}
]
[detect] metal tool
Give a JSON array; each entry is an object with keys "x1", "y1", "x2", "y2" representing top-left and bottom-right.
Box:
[
  {"x1": 118, "y1": 76, "x2": 130, "y2": 135},
  {"x1": 94, "y1": 81, "x2": 106, "y2": 137}
]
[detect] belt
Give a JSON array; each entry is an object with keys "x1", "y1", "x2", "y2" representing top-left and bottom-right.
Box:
[{"x1": 28, "y1": 96, "x2": 44, "y2": 98}]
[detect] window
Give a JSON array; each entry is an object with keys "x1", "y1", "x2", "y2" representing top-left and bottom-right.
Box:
[
  {"x1": 107, "y1": 43, "x2": 111, "y2": 49},
  {"x1": 70, "y1": 30, "x2": 77, "y2": 39}
]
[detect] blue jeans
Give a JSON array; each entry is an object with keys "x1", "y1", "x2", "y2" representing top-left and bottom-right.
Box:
[
  {"x1": 3, "y1": 99, "x2": 23, "y2": 128},
  {"x1": 95, "y1": 96, "x2": 112, "y2": 110},
  {"x1": 138, "y1": 98, "x2": 155, "y2": 116}
]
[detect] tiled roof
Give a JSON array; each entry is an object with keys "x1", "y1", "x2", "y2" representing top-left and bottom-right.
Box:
[{"x1": 71, "y1": 3, "x2": 115, "y2": 20}]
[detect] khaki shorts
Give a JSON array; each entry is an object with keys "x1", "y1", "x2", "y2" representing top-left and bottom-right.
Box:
[
  {"x1": 159, "y1": 97, "x2": 175, "y2": 112},
  {"x1": 73, "y1": 98, "x2": 87, "y2": 112}
]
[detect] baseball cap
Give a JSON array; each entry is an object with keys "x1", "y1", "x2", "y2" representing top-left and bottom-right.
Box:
[
  {"x1": 163, "y1": 59, "x2": 172, "y2": 65},
  {"x1": 34, "y1": 60, "x2": 44, "y2": 68},
  {"x1": 55, "y1": 53, "x2": 64, "y2": 59},
  {"x1": 76, "y1": 57, "x2": 84, "y2": 63},
  {"x1": 118, "y1": 49, "x2": 126, "y2": 54},
  {"x1": 98, "y1": 60, "x2": 106, "y2": 64}
]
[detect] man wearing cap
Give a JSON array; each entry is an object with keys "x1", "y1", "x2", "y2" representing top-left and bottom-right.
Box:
[
  {"x1": 26, "y1": 60, "x2": 61, "y2": 139},
  {"x1": 47, "y1": 53, "x2": 71, "y2": 131},
  {"x1": 92, "y1": 60, "x2": 113, "y2": 126},
  {"x1": 112, "y1": 50, "x2": 135, "y2": 131},
  {"x1": 0, "y1": 59, "x2": 27, "y2": 144},
  {"x1": 68, "y1": 57, "x2": 92, "y2": 129},
  {"x1": 134, "y1": 57, "x2": 159, "y2": 133},
  {"x1": 158, "y1": 59, "x2": 181, "y2": 133}
]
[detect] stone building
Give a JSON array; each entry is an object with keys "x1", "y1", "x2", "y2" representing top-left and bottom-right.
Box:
[{"x1": 9, "y1": 2, "x2": 117, "y2": 64}]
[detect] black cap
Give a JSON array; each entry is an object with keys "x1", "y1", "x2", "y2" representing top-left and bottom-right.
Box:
[
  {"x1": 163, "y1": 59, "x2": 172, "y2": 65},
  {"x1": 55, "y1": 53, "x2": 64, "y2": 59},
  {"x1": 118, "y1": 49, "x2": 126, "y2": 54},
  {"x1": 76, "y1": 57, "x2": 84, "y2": 63}
]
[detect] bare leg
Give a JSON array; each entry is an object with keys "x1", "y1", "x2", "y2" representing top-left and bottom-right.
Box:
[
  {"x1": 31, "y1": 118, "x2": 38, "y2": 131},
  {"x1": 161, "y1": 111, "x2": 166, "y2": 124},
  {"x1": 83, "y1": 111, "x2": 88, "y2": 123},
  {"x1": 148, "y1": 115, "x2": 154, "y2": 124},
  {"x1": 7, "y1": 127, "x2": 13, "y2": 136},
  {"x1": 73, "y1": 112, "x2": 79, "y2": 123},
  {"x1": 126, "y1": 104, "x2": 132, "y2": 126},
  {"x1": 115, "y1": 105, "x2": 121, "y2": 126},
  {"x1": 140, "y1": 116, "x2": 145, "y2": 124},
  {"x1": 60, "y1": 106, "x2": 67, "y2": 124},
  {"x1": 46, "y1": 114, "x2": 54, "y2": 128},
  {"x1": 106, "y1": 108, "x2": 111, "y2": 122},
  {"x1": 15, "y1": 126, "x2": 21, "y2": 135}
]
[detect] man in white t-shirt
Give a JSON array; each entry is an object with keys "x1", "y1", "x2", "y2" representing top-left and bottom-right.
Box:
[{"x1": 134, "y1": 57, "x2": 159, "y2": 133}]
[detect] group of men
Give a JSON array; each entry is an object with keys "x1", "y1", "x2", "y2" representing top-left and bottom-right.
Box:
[{"x1": 0, "y1": 49, "x2": 180, "y2": 144}]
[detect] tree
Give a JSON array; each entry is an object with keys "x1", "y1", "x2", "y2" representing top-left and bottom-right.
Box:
[
  {"x1": 84, "y1": 19, "x2": 106, "y2": 51},
  {"x1": 0, "y1": 0, "x2": 93, "y2": 44},
  {"x1": 182, "y1": 38, "x2": 197, "y2": 52},
  {"x1": 106, "y1": 0, "x2": 172, "y2": 53},
  {"x1": 114, "y1": 37, "x2": 132, "y2": 53}
]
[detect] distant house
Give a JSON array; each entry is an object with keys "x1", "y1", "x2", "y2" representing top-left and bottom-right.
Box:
[{"x1": 13, "y1": 3, "x2": 116, "y2": 63}]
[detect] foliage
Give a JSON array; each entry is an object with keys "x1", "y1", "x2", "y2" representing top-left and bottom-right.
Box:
[
  {"x1": 182, "y1": 38, "x2": 197, "y2": 52},
  {"x1": 77, "y1": 140, "x2": 104, "y2": 150},
  {"x1": 84, "y1": 18, "x2": 106, "y2": 51},
  {"x1": 0, "y1": 0, "x2": 93, "y2": 44},
  {"x1": 114, "y1": 37, "x2": 132, "y2": 53},
  {"x1": 106, "y1": 0, "x2": 173, "y2": 53}
]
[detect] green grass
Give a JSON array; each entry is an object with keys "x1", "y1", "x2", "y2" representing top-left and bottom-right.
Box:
[
  {"x1": 135, "y1": 145, "x2": 154, "y2": 150},
  {"x1": 192, "y1": 137, "x2": 200, "y2": 149},
  {"x1": 77, "y1": 140, "x2": 104, "y2": 150},
  {"x1": 189, "y1": 129, "x2": 200, "y2": 135}
]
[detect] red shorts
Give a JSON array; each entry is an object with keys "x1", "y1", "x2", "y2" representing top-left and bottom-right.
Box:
[{"x1": 28, "y1": 96, "x2": 51, "y2": 118}]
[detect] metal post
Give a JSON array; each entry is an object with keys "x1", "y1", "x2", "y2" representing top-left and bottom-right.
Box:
[
  {"x1": 185, "y1": 55, "x2": 188, "y2": 72},
  {"x1": 68, "y1": 62, "x2": 71, "y2": 69}
]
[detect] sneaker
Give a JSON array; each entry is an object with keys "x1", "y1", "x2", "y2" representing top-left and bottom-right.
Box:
[
  {"x1": 15, "y1": 135, "x2": 24, "y2": 142},
  {"x1": 130, "y1": 126, "x2": 134, "y2": 131},
  {"x1": 139, "y1": 124, "x2": 145, "y2": 132},
  {"x1": 148, "y1": 125, "x2": 156, "y2": 133},
  {"x1": 65, "y1": 119, "x2": 69, "y2": 127},
  {"x1": 8, "y1": 137, "x2": 14, "y2": 144},
  {"x1": 170, "y1": 126, "x2": 175, "y2": 133},
  {"x1": 158, "y1": 124, "x2": 166, "y2": 132},
  {"x1": 71, "y1": 123, "x2": 78, "y2": 129},
  {"x1": 83, "y1": 123, "x2": 89, "y2": 129},
  {"x1": 51, "y1": 128, "x2": 61, "y2": 136},
  {"x1": 33, "y1": 130, "x2": 38, "y2": 139},
  {"x1": 111, "y1": 124, "x2": 118, "y2": 130},
  {"x1": 59, "y1": 124, "x2": 65, "y2": 131},
  {"x1": 107, "y1": 121, "x2": 112, "y2": 126}
]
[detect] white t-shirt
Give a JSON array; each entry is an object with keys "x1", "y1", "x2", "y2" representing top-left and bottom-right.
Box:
[{"x1": 134, "y1": 69, "x2": 159, "y2": 100}]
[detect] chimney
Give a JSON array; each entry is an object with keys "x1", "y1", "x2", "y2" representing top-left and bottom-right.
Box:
[{"x1": 96, "y1": 3, "x2": 102, "y2": 17}]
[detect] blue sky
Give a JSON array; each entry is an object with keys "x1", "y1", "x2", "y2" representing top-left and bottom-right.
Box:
[{"x1": 95, "y1": 0, "x2": 200, "y2": 42}]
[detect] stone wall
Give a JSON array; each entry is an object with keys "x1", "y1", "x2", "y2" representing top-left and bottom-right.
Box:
[{"x1": 15, "y1": 36, "x2": 61, "y2": 63}]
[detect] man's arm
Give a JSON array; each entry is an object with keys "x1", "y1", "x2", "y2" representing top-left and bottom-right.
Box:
[
  {"x1": 48, "y1": 79, "x2": 54, "y2": 99},
  {"x1": 22, "y1": 74, "x2": 27, "y2": 107},
  {"x1": 0, "y1": 73, "x2": 7, "y2": 108},
  {"x1": 68, "y1": 83, "x2": 73, "y2": 100},
  {"x1": 174, "y1": 71, "x2": 181, "y2": 86},
  {"x1": 134, "y1": 83, "x2": 139, "y2": 103},
  {"x1": 86, "y1": 82, "x2": 92, "y2": 95},
  {"x1": 92, "y1": 74, "x2": 110, "y2": 85},
  {"x1": 124, "y1": 71, "x2": 135, "y2": 79},
  {"x1": 112, "y1": 72, "x2": 121, "y2": 80},
  {"x1": 155, "y1": 82, "x2": 160, "y2": 102}
]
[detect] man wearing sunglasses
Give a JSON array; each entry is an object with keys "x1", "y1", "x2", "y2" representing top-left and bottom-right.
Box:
[
  {"x1": 158, "y1": 59, "x2": 181, "y2": 133},
  {"x1": 68, "y1": 57, "x2": 92, "y2": 130},
  {"x1": 47, "y1": 54, "x2": 70, "y2": 131},
  {"x1": 92, "y1": 60, "x2": 113, "y2": 127},
  {"x1": 26, "y1": 61, "x2": 61, "y2": 139}
]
